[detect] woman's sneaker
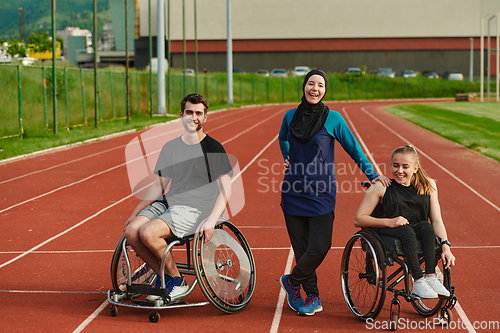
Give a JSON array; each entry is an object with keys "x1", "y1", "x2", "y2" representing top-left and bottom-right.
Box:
[
  {"x1": 425, "y1": 275, "x2": 450, "y2": 297},
  {"x1": 412, "y1": 278, "x2": 438, "y2": 299},
  {"x1": 298, "y1": 294, "x2": 323, "y2": 316},
  {"x1": 280, "y1": 274, "x2": 303, "y2": 311}
]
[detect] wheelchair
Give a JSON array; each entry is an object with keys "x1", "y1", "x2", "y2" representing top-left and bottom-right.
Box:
[
  {"x1": 107, "y1": 218, "x2": 256, "y2": 323},
  {"x1": 340, "y1": 184, "x2": 457, "y2": 331}
]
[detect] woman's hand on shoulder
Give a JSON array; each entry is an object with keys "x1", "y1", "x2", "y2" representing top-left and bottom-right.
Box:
[{"x1": 372, "y1": 174, "x2": 391, "y2": 187}]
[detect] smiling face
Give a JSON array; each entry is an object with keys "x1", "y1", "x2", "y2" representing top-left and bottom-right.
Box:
[
  {"x1": 391, "y1": 152, "x2": 418, "y2": 186},
  {"x1": 180, "y1": 102, "x2": 207, "y2": 133},
  {"x1": 303, "y1": 74, "x2": 326, "y2": 104}
]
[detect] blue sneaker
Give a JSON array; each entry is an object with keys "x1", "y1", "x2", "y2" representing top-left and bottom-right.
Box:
[
  {"x1": 280, "y1": 274, "x2": 303, "y2": 311},
  {"x1": 298, "y1": 294, "x2": 323, "y2": 316},
  {"x1": 146, "y1": 274, "x2": 174, "y2": 301}
]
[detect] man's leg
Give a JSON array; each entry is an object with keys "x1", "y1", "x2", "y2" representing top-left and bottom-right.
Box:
[
  {"x1": 124, "y1": 216, "x2": 167, "y2": 276},
  {"x1": 139, "y1": 218, "x2": 181, "y2": 277}
]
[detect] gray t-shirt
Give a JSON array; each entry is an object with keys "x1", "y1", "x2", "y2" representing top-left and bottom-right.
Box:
[{"x1": 153, "y1": 135, "x2": 233, "y2": 211}]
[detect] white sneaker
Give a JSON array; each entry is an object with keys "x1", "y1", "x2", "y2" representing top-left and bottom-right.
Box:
[
  {"x1": 426, "y1": 275, "x2": 450, "y2": 297},
  {"x1": 412, "y1": 278, "x2": 438, "y2": 299},
  {"x1": 168, "y1": 276, "x2": 189, "y2": 298}
]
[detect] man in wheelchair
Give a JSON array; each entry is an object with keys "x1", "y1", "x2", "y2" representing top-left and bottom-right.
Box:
[
  {"x1": 354, "y1": 145, "x2": 455, "y2": 299},
  {"x1": 123, "y1": 94, "x2": 233, "y2": 302}
]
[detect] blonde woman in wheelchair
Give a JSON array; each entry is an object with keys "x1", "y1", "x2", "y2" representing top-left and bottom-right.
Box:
[{"x1": 354, "y1": 145, "x2": 455, "y2": 299}]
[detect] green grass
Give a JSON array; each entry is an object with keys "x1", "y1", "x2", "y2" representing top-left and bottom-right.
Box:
[{"x1": 384, "y1": 102, "x2": 500, "y2": 162}]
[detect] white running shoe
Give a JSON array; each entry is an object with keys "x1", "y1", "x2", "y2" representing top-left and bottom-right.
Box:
[
  {"x1": 412, "y1": 278, "x2": 438, "y2": 299},
  {"x1": 425, "y1": 275, "x2": 450, "y2": 297}
]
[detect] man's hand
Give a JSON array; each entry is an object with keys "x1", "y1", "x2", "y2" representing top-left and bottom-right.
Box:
[{"x1": 200, "y1": 217, "x2": 217, "y2": 242}]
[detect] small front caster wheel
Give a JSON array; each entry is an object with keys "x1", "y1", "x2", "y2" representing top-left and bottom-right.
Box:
[
  {"x1": 149, "y1": 311, "x2": 160, "y2": 323},
  {"x1": 390, "y1": 311, "x2": 398, "y2": 331},
  {"x1": 437, "y1": 308, "x2": 453, "y2": 326},
  {"x1": 110, "y1": 305, "x2": 118, "y2": 317}
]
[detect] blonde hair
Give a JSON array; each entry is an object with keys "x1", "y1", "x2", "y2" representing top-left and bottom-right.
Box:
[{"x1": 391, "y1": 145, "x2": 435, "y2": 195}]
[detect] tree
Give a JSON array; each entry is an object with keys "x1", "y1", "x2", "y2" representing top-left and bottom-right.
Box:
[
  {"x1": 27, "y1": 31, "x2": 52, "y2": 53},
  {"x1": 6, "y1": 39, "x2": 27, "y2": 58}
]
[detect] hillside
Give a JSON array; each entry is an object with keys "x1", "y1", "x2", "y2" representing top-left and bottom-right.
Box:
[{"x1": 0, "y1": 0, "x2": 110, "y2": 41}]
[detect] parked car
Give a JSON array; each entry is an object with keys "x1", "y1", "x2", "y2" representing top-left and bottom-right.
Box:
[
  {"x1": 377, "y1": 68, "x2": 395, "y2": 78},
  {"x1": 443, "y1": 71, "x2": 463, "y2": 80},
  {"x1": 181, "y1": 68, "x2": 195, "y2": 76},
  {"x1": 401, "y1": 70, "x2": 417, "y2": 78},
  {"x1": 422, "y1": 71, "x2": 439, "y2": 79},
  {"x1": 233, "y1": 67, "x2": 246, "y2": 74},
  {"x1": 345, "y1": 67, "x2": 363, "y2": 75},
  {"x1": 256, "y1": 69, "x2": 269, "y2": 76},
  {"x1": 291, "y1": 66, "x2": 310, "y2": 76},
  {"x1": 270, "y1": 68, "x2": 288, "y2": 77}
]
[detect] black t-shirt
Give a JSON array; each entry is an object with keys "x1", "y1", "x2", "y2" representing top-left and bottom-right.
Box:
[
  {"x1": 153, "y1": 135, "x2": 233, "y2": 211},
  {"x1": 380, "y1": 180, "x2": 430, "y2": 224}
]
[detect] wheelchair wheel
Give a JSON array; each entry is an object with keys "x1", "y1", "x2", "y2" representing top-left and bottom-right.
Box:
[
  {"x1": 410, "y1": 259, "x2": 449, "y2": 316},
  {"x1": 110, "y1": 233, "x2": 157, "y2": 293},
  {"x1": 193, "y1": 220, "x2": 256, "y2": 314},
  {"x1": 341, "y1": 230, "x2": 387, "y2": 320}
]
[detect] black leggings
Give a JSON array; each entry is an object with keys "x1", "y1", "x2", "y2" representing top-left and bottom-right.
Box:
[
  {"x1": 284, "y1": 212, "x2": 334, "y2": 297},
  {"x1": 377, "y1": 221, "x2": 436, "y2": 280}
]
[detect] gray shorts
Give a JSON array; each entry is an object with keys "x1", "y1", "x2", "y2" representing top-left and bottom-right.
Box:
[{"x1": 138, "y1": 202, "x2": 202, "y2": 238}]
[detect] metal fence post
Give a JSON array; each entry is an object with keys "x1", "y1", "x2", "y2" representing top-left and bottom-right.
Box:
[
  {"x1": 110, "y1": 71, "x2": 116, "y2": 119},
  {"x1": 81, "y1": 69, "x2": 87, "y2": 125},
  {"x1": 17, "y1": 65, "x2": 24, "y2": 138},
  {"x1": 43, "y1": 66, "x2": 48, "y2": 131},
  {"x1": 65, "y1": 68, "x2": 69, "y2": 128}
]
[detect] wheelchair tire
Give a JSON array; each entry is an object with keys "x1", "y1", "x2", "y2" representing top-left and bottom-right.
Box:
[
  {"x1": 193, "y1": 220, "x2": 256, "y2": 314},
  {"x1": 341, "y1": 230, "x2": 387, "y2": 321},
  {"x1": 110, "y1": 233, "x2": 157, "y2": 293},
  {"x1": 410, "y1": 260, "x2": 450, "y2": 317}
]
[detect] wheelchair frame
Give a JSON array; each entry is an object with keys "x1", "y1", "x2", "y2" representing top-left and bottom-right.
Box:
[
  {"x1": 107, "y1": 218, "x2": 256, "y2": 323},
  {"x1": 341, "y1": 228, "x2": 457, "y2": 331}
]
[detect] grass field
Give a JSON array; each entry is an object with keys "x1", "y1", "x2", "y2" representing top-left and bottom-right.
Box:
[{"x1": 384, "y1": 102, "x2": 500, "y2": 162}]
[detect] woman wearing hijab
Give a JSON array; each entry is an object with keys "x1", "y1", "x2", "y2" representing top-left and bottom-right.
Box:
[{"x1": 278, "y1": 69, "x2": 390, "y2": 316}]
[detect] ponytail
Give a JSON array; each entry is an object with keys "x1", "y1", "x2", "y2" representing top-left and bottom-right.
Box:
[{"x1": 391, "y1": 145, "x2": 435, "y2": 195}]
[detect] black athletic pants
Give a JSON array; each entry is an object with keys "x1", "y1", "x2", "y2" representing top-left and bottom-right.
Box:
[
  {"x1": 284, "y1": 212, "x2": 334, "y2": 297},
  {"x1": 377, "y1": 221, "x2": 436, "y2": 280}
]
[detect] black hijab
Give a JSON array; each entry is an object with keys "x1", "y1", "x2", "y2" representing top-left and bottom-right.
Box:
[{"x1": 289, "y1": 69, "x2": 329, "y2": 143}]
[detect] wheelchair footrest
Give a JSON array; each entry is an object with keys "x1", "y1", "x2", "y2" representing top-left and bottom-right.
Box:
[{"x1": 128, "y1": 284, "x2": 170, "y2": 299}]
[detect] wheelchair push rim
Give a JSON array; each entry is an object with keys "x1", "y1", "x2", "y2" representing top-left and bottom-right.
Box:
[
  {"x1": 341, "y1": 230, "x2": 387, "y2": 320},
  {"x1": 193, "y1": 219, "x2": 256, "y2": 314}
]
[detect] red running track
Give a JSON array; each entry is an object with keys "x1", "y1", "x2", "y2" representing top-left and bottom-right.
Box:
[{"x1": 0, "y1": 100, "x2": 499, "y2": 333}]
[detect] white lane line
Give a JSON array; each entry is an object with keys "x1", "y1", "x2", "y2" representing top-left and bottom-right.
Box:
[
  {"x1": 2, "y1": 245, "x2": 496, "y2": 255},
  {"x1": 360, "y1": 106, "x2": 500, "y2": 213},
  {"x1": 342, "y1": 107, "x2": 383, "y2": 176},
  {"x1": 0, "y1": 290, "x2": 106, "y2": 294},
  {"x1": 270, "y1": 246, "x2": 294, "y2": 333},
  {"x1": 0, "y1": 192, "x2": 136, "y2": 269},
  {"x1": 345, "y1": 105, "x2": 479, "y2": 333},
  {"x1": 72, "y1": 299, "x2": 108, "y2": 333}
]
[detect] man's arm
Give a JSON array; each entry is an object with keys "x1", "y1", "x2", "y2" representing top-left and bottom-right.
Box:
[
  {"x1": 124, "y1": 175, "x2": 170, "y2": 230},
  {"x1": 201, "y1": 173, "x2": 232, "y2": 241}
]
